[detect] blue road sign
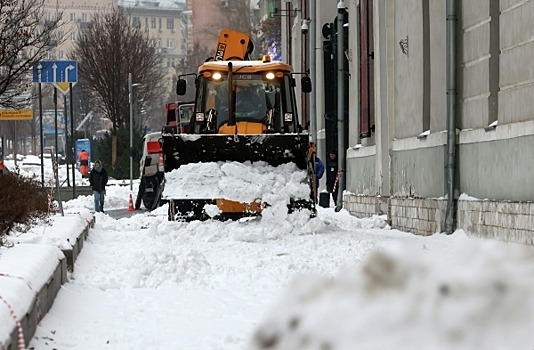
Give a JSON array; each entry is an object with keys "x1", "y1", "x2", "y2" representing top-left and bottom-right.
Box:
[{"x1": 32, "y1": 60, "x2": 78, "y2": 83}]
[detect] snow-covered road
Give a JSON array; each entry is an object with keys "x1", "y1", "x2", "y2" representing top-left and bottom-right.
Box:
[{"x1": 29, "y1": 205, "x2": 407, "y2": 349}]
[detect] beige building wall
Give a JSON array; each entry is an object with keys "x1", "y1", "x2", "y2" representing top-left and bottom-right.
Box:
[
  {"x1": 44, "y1": 0, "x2": 116, "y2": 59},
  {"x1": 121, "y1": 2, "x2": 187, "y2": 91}
]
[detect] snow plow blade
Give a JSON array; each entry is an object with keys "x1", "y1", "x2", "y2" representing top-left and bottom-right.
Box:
[
  {"x1": 161, "y1": 133, "x2": 316, "y2": 221},
  {"x1": 161, "y1": 133, "x2": 310, "y2": 170}
]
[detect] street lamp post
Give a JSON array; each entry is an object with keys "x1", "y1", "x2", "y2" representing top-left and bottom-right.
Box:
[{"x1": 128, "y1": 72, "x2": 142, "y2": 192}]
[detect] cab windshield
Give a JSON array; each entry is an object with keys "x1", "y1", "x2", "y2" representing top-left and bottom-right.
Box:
[{"x1": 197, "y1": 73, "x2": 295, "y2": 127}]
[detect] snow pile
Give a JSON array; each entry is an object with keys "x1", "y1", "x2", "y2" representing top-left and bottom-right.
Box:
[
  {"x1": 248, "y1": 232, "x2": 534, "y2": 350},
  {"x1": 69, "y1": 206, "x2": 393, "y2": 291},
  {"x1": 4, "y1": 157, "x2": 88, "y2": 186},
  {"x1": 63, "y1": 184, "x2": 134, "y2": 211},
  {"x1": 163, "y1": 161, "x2": 310, "y2": 203},
  {"x1": 163, "y1": 161, "x2": 311, "y2": 219}
]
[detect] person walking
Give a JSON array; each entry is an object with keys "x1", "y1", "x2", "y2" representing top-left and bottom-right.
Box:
[
  {"x1": 314, "y1": 154, "x2": 325, "y2": 203},
  {"x1": 78, "y1": 149, "x2": 90, "y2": 177},
  {"x1": 89, "y1": 160, "x2": 108, "y2": 213},
  {"x1": 326, "y1": 150, "x2": 339, "y2": 207}
]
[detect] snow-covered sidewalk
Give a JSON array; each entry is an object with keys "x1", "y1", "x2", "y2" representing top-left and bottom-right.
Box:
[
  {"x1": 3, "y1": 174, "x2": 534, "y2": 349},
  {"x1": 0, "y1": 210, "x2": 93, "y2": 349}
]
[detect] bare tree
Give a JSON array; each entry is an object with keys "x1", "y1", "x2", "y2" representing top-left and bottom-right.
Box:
[
  {"x1": 0, "y1": 0, "x2": 64, "y2": 109},
  {"x1": 194, "y1": 0, "x2": 253, "y2": 55},
  {"x1": 71, "y1": 7, "x2": 164, "y2": 169},
  {"x1": 226, "y1": 0, "x2": 255, "y2": 36},
  {"x1": 173, "y1": 0, "x2": 254, "y2": 102},
  {"x1": 259, "y1": 16, "x2": 281, "y2": 60},
  {"x1": 172, "y1": 42, "x2": 212, "y2": 102},
  {"x1": 71, "y1": 7, "x2": 165, "y2": 132}
]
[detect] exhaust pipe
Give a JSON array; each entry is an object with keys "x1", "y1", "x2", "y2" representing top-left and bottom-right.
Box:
[{"x1": 227, "y1": 62, "x2": 235, "y2": 127}]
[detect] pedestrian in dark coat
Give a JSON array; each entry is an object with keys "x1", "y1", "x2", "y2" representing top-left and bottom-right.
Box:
[
  {"x1": 89, "y1": 160, "x2": 108, "y2": 213},
  {"x1": 326, "y1": 150, "x2": 339, "y2": 206},
  {"x1": 314, "y1": 155, "x2": 325, "y2": 203}
]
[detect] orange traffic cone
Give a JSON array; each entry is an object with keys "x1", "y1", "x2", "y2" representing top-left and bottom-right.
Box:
[{"x1": 128, "y1": 194, "x2": 135, "y2": 212}]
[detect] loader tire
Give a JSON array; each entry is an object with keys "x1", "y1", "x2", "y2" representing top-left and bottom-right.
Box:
[
  {"x1": 135, "y1": 180, "x2": 145, "y2": 210},
  {"x1": 142, "y1": 177, "x2": 160, "y2": 210}
]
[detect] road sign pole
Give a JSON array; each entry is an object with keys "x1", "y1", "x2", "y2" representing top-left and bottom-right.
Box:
[
  {"x1": 54, "y1": 87, "x2": 58, "y2": 168},
  {"x1": 70, "y1": 83, "x2": 75, "y2": 197},
  {"x1": 39, "y1": 83, "x2": 44, "y2": 187},
  {"x1": 129, "y1": 72, "x2": 133, "y2": 192},
  {"x1": 64, "y1": 93, "x2": 69, "y2": 186},
  {"x1": 32, "y1": 60, "x2": 78, "y2": 187},
  {"x1": 1, "y1": 120, "x2": 3, "y2": 161}
]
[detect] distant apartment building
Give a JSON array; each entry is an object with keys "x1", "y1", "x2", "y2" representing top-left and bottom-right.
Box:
[
  {"x1": 120, "y1": 1, "x2": 187, "y2": 90},
  {"x1": 43, "y1": 0, "x2": 187, "y2": 92},
  {"x1": 43, "y1": 0, "x2": 116, "y2": 59}
]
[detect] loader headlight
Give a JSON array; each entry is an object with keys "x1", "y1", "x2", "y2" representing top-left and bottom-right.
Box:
[
  {"x1": 196, "y1": 112, "x2": 205, "y2": 122},
  {"x1": 284, "y1": 113, "x2": 293, "y2": 122},
  {"x1": 265, "y1": 72, "x2": 275, "y2": 80},
  {"x1": 212, "y1": 72, "x2": 222, "y2": 80}
]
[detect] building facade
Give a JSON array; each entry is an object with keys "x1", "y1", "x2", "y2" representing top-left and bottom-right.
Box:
[
  {"x1": 280, "y1": 0, "x2": 534, "y2": 244},
  {"x1": 44, "y1": 0, "x2": 116, "y2": 60},
  {"x1": 41, "y1": 0, "x2": 187, "y2": 132},
  {"x1": 120, "y1": 1, "x2": 187, "y2": 90}
]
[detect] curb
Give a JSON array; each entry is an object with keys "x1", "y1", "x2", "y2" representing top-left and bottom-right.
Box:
[
  {"x1": 60, "y1": 219, "x2": 92, "y2": 272},
  {"x1": 5, "y1": 251, "x2": 66, "y2": 350},
  {"x1": 1, "y1": 215, "x2": 95, "y2": 350}
]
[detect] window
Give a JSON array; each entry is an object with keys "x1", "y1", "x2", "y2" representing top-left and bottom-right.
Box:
[
  {"x1": 82, "y1": 13, "x2": 88, "y2": 22},
  {"x1": 200, "y1": 74, "x2": 274, "y2": 124},
  {"x1": 71, "y1": 32, "x2": 76, "y2": 41},
  {"x1": 167, "y1": 38, "x2": 174, "y2": 48},
  {"x1": 358, "y1": 0, "x2": 374, "y2": 139},
  {"x1": 70, "y1": 13, "x2": 76, "y2": 22},
  {"x1": 158, "y1": 18, "x2": 162, "y2": 29},
  {"x1": 151, "y1": 18, "x2": 156, "y2": 28},
  {"x1": 132, "y1": 17, "x2": 141, "y2": 28},
  {"x1": 59, "y1": 51, "x2": 64, "y2": 59},
  {"x1": 167, "y1": 19, "x2": 174, "y2": 30}
]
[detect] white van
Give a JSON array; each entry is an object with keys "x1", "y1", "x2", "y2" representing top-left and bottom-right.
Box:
[{"x1": 135, "y1": 132, "x2": 165, "y2": 210}]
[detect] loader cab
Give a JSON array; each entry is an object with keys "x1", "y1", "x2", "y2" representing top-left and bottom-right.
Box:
[{"x1": 186, "y1": 70, "x2": 303, "y2": 135}]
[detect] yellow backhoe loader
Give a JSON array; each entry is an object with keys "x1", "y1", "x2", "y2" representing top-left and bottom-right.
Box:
[{"x1": 161, "y1": 29, "x2": 316, "y2": 221}]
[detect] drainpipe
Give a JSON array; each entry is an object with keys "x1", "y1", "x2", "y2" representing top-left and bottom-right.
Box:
[
  {"x1": 445, "y1": 0, "x2": 457, "y2": 234},
  {"x1": 335, "y1": 0, "x2": 346, "y2": 212},
  {"x1": 309, "y1": 0, "x2": 317, "y2": 144}
]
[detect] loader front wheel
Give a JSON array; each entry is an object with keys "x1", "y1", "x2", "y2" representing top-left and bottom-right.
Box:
[{"x1": 142, "y1": 176, "x2": 161, "y2": 210}]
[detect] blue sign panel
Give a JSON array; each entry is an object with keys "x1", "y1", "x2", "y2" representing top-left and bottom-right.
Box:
[
  {"x1": 75, "y1": 138, "x2": 91, "y2": 163},
  {"x1": 35, "y1": 110, "x2": 66, "y2": 135},
  {"x1": 32, "y1": 60, "x2": 78, "y2": 83}
]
